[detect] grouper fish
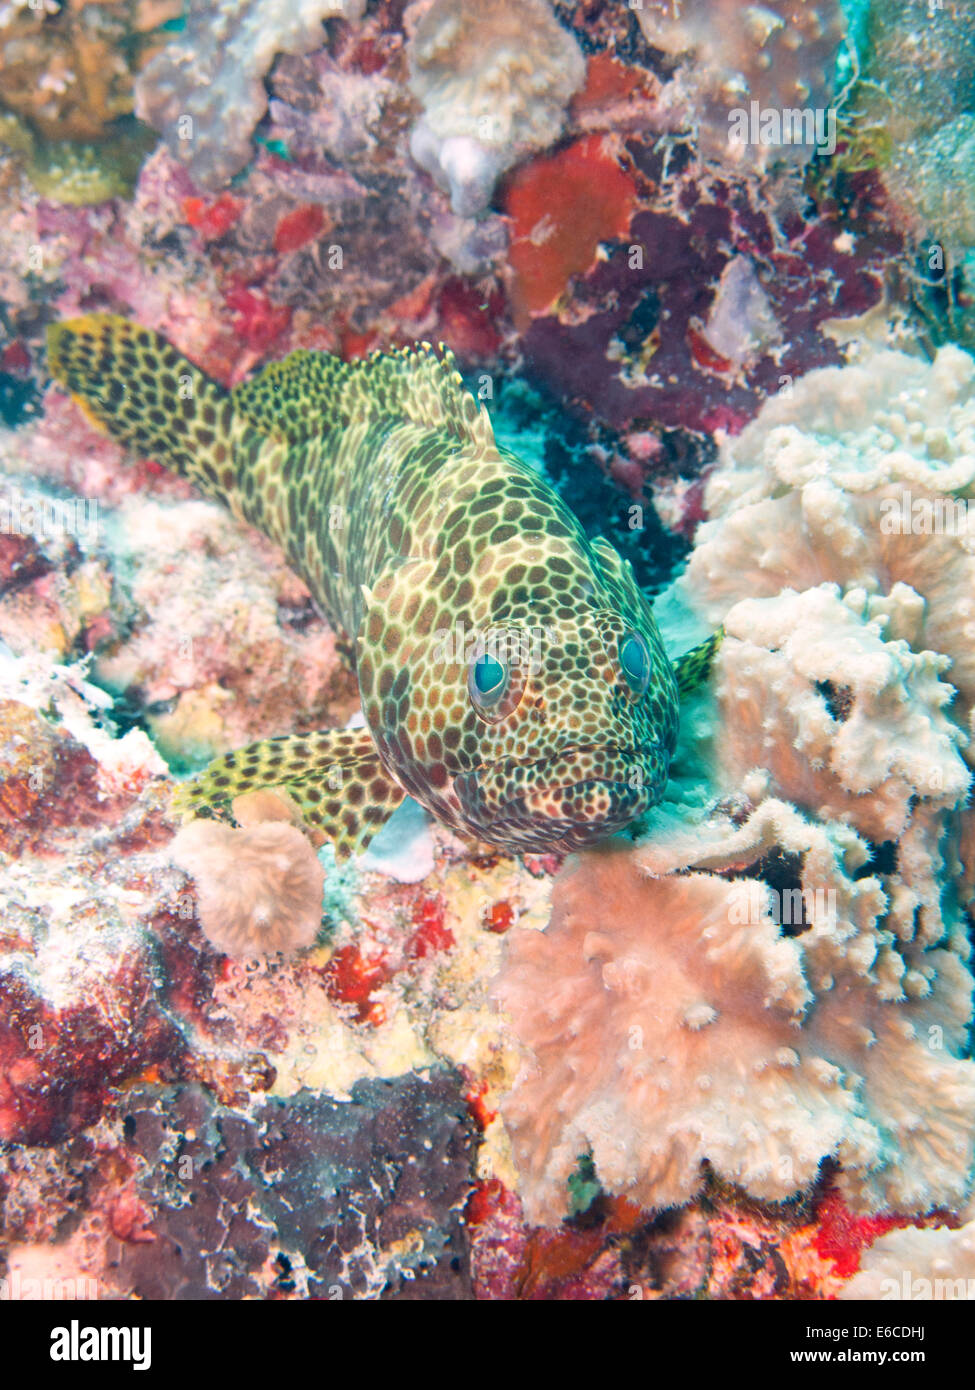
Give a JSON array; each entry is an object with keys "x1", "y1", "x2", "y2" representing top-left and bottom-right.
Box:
[{"x1": 47, "y1": 315, "x2": 719, "y2": 856}]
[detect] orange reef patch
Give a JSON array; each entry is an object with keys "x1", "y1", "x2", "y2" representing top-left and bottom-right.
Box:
[
  {"x1": 505, "y1": 135, "x2": 638, "y2": 325},
  {"x1": 408, "y1": 893, "x2": 454, "y2": 960},
  {"x1": 182, "y1": 193, "x2": 244, "y2": 241},
  {"x1": 322, "y1": 943, "x2": 392, "y2": 1026},
  {"x1": 274, "y1": 204, "x2": 328, "y2": 255},
  {"x1": 572, "y1": 51, "x2": 650, "y2": 115}
]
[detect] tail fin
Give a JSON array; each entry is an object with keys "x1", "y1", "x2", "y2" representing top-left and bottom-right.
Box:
[
  {"x1": 673, "y1": 627, "x2": 723, "y2": 696},
  {"x1": 47, "y1": 315, "x2": 235, "y2": 503}
]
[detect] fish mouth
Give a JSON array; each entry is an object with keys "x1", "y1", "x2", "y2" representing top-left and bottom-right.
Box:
[{"x1": 455, "y1": 742, "x2": 666, "y2": 839}]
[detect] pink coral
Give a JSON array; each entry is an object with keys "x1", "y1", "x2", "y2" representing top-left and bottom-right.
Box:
[
  {"x1": 170, "y1": 819, "x2": 325, "y2": 959},
  {"x1": 493, "y1": 825, "x2": 975, "y2": 1226}
]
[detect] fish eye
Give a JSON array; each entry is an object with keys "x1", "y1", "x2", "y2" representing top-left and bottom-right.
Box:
[
  {"x1": 469, "y1": 651, "x2": 509, "y2": 710},
  {"x1": 618, "y1": 631, "x2": 651, "y2": 696}
]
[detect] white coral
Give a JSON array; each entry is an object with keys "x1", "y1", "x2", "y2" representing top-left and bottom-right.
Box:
[
  {"x1": 839, "y1": 1221, "x2": 975, "y2": 1300},
  {"x1": 635, "y1": 0, "x2": 847, "y2": 169},
  {"x1": 676, "y1": 344, "x2": 975, "y2": 912},
  {"x1": 406, "y1": 0, "x2": 585, "y2": 215}
]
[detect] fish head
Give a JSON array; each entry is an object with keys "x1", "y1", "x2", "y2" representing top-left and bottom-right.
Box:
[
  {"x1": 446, "y1": 602, "x2": 679, "y2": 851},
  {"x1": 359, "y1": 539, "x2": 680, "y2": 852}
]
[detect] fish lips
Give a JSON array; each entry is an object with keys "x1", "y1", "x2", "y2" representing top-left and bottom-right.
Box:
[{"x1": 455, "y1": 743, "x2": 667, "y2": 838}]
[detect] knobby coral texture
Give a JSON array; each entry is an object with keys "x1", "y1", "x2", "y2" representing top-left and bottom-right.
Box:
[
  {"x1": 0, "y1": 0, "x2": 974, "y2": 1305},
  {"x1": 496, "y1": 345, "x2": 975, "y2": 1233}
]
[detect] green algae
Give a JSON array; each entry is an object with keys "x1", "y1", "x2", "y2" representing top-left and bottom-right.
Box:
[{"x1": 0, "y1": 112, "x2": 156, "y2": 205}]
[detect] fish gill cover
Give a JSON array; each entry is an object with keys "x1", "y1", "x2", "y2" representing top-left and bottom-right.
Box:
[{"x1": 0, "y1": 0, "x2": 974, "y2": 1313}]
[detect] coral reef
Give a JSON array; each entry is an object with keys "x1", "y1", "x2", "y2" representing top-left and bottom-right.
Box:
[
  {"x1": 838, "y1": 1218, "x2": 975, "y2": 1300},
  {"x1": 0, "y1": 113, "x2": 156, "y2": 206},
  {"x1": 0, "y1": 0, "x2": 180, "y2": 143},
  {"x1": 406, "y1": 0, "x2": 586, "y2": 216},
  {"x1": 854, "y1": 0, "x2": 975, "y2": 255},
  {"x1": 89, "y1": 497, "x2": 359, "y2": 767},
  {"x1": 135, "y1": 0, "x2": 367, "y2": 188},
  {"x1": 634, "y1": 0, "x2": 847, "y2": 168},
  {"x1": 494, "y1": 344, "x2": 975, "y2": 1227},
  {"x1": 2, "y1": 1075, "x2": 475, "y2": 1299},
  {"x1": 495, "y1": 812, "x2": 975, "y2": 1225},
  {"x1": 111, "y1": 1075, "x2": 476, "y2": 1298},
  {"x1": 678, "y1": 345, "x2": 975, "y2": 749},
  {"x1": 2, "y1": 0, "x2": 975, "y2": 1308},
  {"x1": 511, "y1": 149, "x2": 898, "y2": 438},
  {"x1": 0, "y1": 0, "x2": 178, "y2": 204}
]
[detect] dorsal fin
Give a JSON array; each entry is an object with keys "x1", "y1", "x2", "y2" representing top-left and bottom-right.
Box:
[{"x1": 232, "y1": 341, "x2": 495, "y2": 451}]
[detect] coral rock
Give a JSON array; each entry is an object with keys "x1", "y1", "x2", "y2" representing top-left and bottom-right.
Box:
[
  {"x1": 135, "y1": 0, "x2": 367, "y2": 189},
  {"x1": 407, "y1": 0, "x2": 585, "y2": 215}
]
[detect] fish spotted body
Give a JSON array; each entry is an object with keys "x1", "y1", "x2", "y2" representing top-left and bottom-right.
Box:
[{"x1": 47, "y1": 315, "x2": 717, "y2": 855}]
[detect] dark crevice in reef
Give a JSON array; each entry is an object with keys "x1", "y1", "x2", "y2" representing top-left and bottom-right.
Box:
[
  {"x1": 733, "y1": 846, "x2": 811, "y2": 937},
  {"x1": 276, "y1": 594, "x2": 320, "y2": 632},
  {"x1": 0, "y1": 369, "x2": 42, "y2": 427},
  {"x1": 815, "y1": 679, "x2": 855, "y2": 722},
  {"x1": 853, "y1": 838, "x2": 898, "y2": 880},
  {"x1": 106, "y1": 685, "x2": 172, "y2": 741}
]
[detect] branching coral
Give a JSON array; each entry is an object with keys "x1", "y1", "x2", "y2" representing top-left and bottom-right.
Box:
[
  {"x1": 135, "y1": 0, "x2": 367, "y2": 189},
  {"x1": 406, "y1": 0, "x2": 585, "y2": 216}
]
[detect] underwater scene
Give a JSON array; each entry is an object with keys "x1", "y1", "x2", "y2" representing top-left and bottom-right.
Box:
[{"x1": 1, "y1": 0, "x2": 974, "y2": 1320}]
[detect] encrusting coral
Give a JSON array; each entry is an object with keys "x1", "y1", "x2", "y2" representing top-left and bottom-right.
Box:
[
  {"x1": 406, "y1": 0, "x2": 586, "y2": 216},
  {"x1": 0, "y1": 0, "x2": 177, "y2": 203},
  {"x1": 852, "y1": 0, "x2": 975, "y2": 259},
  {"x1": 135, "y1": 0, "x2": 367, "y2": 188},
  {"x1": 634, "y1": 0, "x2": 847, "y2": 168},
  {"x1": 0, "y1": 110, "x2": 156, "y2": 206},
  {"x1": 495, "y1": 804, "x2": 975, "y2": 1227},
  {"x1": 494, "y1": 345, "x2": 975, "y2": 1227},
  {"x1": 0, "y1": 0, "x2": 180, "y2": 143}
]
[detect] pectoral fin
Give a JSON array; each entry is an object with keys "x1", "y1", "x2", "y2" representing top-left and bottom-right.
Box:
[
  {"x1": 171, "y1": 727, "x2": 405, "y2": 858},
  {"x1": 673, "y1": 628, "x2": 723, "y2": 696}
]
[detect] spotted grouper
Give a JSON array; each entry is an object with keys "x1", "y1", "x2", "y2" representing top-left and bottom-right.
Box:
[{"x1": 47, "y1": 315, "x2": 719, "y2": 855}]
